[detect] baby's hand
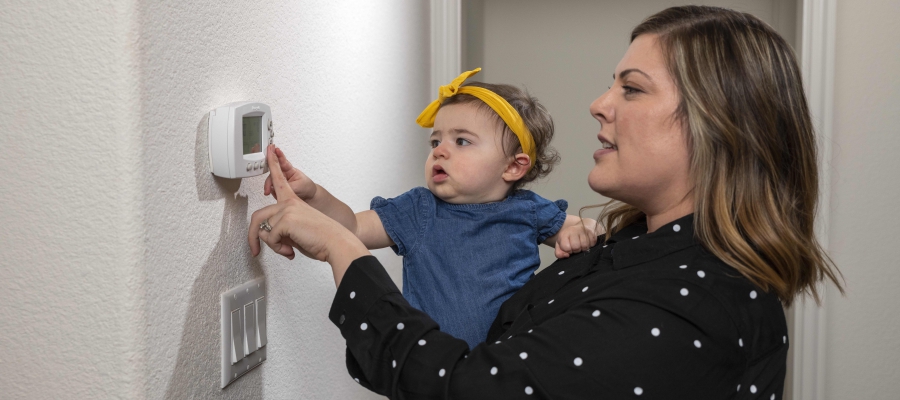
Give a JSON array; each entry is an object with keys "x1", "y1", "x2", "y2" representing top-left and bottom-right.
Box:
[
  {"x1": 554, "y1": 218, "x2": 599, "y2": 259},
  {"x1": 264, "y1": 146, "x2": 317, "y2": 201}
]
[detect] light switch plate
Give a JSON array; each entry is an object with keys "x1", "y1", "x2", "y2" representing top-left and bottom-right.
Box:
[{"x1": 221, "y1": 277, "x2": 267, "y2": 389}]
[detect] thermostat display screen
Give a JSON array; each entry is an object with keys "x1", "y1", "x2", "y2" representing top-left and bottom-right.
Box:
[{"x1": 242, "y1": 116, "x2": 262, "y2": 155}]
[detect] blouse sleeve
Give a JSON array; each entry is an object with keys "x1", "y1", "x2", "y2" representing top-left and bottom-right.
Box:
[{"x1": 329, "y1": 256, "x2": 748, "y2": 399}]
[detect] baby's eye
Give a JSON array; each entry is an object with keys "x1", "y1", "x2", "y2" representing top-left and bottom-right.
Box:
[
  {"x1": 430, "y1": 139, "x2": 441, "y2": 148},
  {"x1": 456, "y1": 138, "x2": 472, "y2": 146}
]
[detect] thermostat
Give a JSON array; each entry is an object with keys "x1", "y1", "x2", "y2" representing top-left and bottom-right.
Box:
[{"x1": 208, "y1": 102, "x2": 275, "y2": 179}]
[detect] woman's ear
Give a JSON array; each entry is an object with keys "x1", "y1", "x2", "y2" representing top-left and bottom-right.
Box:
[{"x1": 502, "y1": 153, "x2": 531, "y2": 183}]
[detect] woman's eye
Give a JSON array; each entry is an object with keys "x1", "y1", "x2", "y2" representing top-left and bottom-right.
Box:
[
  {"x1": 623, "y1": 85, "x2": 641, "y2": 95},
  {"x1": 456, "y1": 138, "x2": 471, "y2": 146},
  {"x1": 430, "y1": 140, "x2": 440, "y2": 148}
]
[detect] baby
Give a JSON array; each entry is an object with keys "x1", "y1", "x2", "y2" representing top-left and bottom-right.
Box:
[{"x1": 266, "y1": 69, "x2": 596, "y2": 348}]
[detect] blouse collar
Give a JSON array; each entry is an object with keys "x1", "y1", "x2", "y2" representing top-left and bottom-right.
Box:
[{"x1": 605, "y1": 213, "x2": 697, "y2": 270}]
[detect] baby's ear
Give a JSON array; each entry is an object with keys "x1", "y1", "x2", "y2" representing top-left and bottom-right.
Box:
[{"x1": 502, "y1": 153, "x2": 531, "y2": 183}]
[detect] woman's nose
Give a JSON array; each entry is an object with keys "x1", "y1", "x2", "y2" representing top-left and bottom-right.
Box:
[{"x1": 590, "y1": 88, "x2": 614, "y2": 124}]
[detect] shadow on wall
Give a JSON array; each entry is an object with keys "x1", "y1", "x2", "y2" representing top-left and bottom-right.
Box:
[{"x1": 161, "y1": 116, "x2": 265, "y2": 398}]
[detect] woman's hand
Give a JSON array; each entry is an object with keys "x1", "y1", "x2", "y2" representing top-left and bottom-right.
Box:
[
  {"x1": 263, "y1": 146, "x2": 318, "y2": 201},
  {"x1": 250, "y1": 145, "x2": 370, "y2": 286}
]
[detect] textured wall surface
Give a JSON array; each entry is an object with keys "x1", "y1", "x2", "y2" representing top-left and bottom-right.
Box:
[
  {"x1": 825, "y1": 0, "x2": 900, "y2": 398},
  {"x1": 0, "y1": 1, "x2": 144, "y2": 398},
  {"x1": 1, "y1": 0, "x2": 428, "y2": 399}
]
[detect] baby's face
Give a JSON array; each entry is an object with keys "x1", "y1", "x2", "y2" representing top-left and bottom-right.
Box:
[{"x1": 425, "y1": 103, "x2": 513, "y2": 204}]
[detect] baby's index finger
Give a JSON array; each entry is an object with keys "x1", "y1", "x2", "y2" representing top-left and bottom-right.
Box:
[{"x1": 266, "y1": 145, "x2": 294, "y2": 200}]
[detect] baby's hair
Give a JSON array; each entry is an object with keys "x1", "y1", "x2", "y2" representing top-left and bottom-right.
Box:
[{"x1": 440, "y1": 82, "x2": 559, "y2": 191}]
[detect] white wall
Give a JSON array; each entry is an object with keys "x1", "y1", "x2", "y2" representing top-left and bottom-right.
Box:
[
  {"x1": 0, "y1": 0, "x2": 429, "y2": 399},
  {"x1": 824, "y1": 0, "x2": 900, "y2": 398}
]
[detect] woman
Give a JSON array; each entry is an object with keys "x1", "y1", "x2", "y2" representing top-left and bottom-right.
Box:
[{"x1": 249, "y1": 6, "x2": 842, "y2": 399}]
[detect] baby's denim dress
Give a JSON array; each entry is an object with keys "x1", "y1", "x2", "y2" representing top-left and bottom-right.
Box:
[{"x1": 371, "y1": 187, "x2": 567, "y2": 348}]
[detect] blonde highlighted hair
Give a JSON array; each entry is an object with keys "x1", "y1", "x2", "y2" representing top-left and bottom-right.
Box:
[{"x1": 594, "y1": 6, "x2": 842, "y2": 306}]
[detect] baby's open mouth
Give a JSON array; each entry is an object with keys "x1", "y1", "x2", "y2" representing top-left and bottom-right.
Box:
[{"x1": 433, "y1": 165, "x2": 448, "y2": 179}]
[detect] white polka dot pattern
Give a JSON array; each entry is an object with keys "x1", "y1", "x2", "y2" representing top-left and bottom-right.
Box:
[
  {"x1": 519, "y1": 352, "x2": 528, "y2": 360},
  {"x1": 750, "y1": 385, "x2": 757, "y2": 393},
  {"x1": 397, "y1": 322, "x2": 404, "y2": 330},
  {"x1": 418, "y1": 339, "x2": 426, "y2": 346},
  {"x1": 634, "y1": 387, "x2": 643, "y2": 395},
  {"x1": 680, "y1": 288, "x2": 689, "y2": 296},
  {"x1": 360, "y1": 323, "x2": 368, "y2": 331},
  {"x1": 694, "y1": 340, "x2": 702, "y2": 348},
  {"x1": 574, "y1": 357, "x2": 583, "y2": 366},
  {"x1": 439, "y1": 368, "x2": 445, "y2": 377},
  {"x1": 697, "y1": 270, "x2": 705, "y2": 278},
  {"x1": 673, "y1": 224, "x2": 681, "y2": 232},
  {"x1": 350, "y1": 291, "x2": 356, "y2": 299},
  {"x1": 558, "y1": 270, "x2": 565, "y2": 275},
  {"x1": 679, "y1": 264, "x2": 688, "y2": 269},
  {"x1": 651, "y1": 328, "x2": 660, "y2": 337},
  {"x1": 750, "y1": 290, "x2": 758, "y2": 299},
  {"x1": 548, "y1": 299, "x2": 554, "y2": 304},
  {"x1": 490, "y1": 366, "x2": 498, "y2": 375},
  {"x1": 784, "y1": 336, "x2": 787, "y2": 343},
  {"x1": 392, "y1": 360, "x2": 396, "y2": 368},
  {"x1": 592, "y1": 310, "x2": 601, "y2": 317},
  {"x1": 525, "y1": 386, "x2": 533, "y2": 395},
  {"x1": 632, "y1": 236, "x2": 640, "y2": 240},
  {"x1": 582, "y1": 286, "x2": 589, "y2": 292},
  {"x1": 739, "y1": 338, "x2": 743, "y2": 347},
  {"x1": 354, "y1": 378, "x2": 359, "y2": 383},
  {"x1": 738, "y1": 384, "x2": 741, "y2": 391},
  {"x1": 771, "y1": 394, "x2": 776, "y2": 400}
]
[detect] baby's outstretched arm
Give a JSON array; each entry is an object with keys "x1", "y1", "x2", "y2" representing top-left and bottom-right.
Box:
[
  {"x1": 543, "y1": 215, "x2": 601, "y2": 259},
  {"x1": 264, "y1": 146, "x2": 394, "y2": 250}
]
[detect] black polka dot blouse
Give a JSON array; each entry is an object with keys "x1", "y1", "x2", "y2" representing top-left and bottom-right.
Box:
[{"x1": 329, "y1": 214, "x2": 788, "y2": 399}]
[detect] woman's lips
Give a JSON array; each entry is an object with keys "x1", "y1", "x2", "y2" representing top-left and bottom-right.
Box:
[{"x1": 594, "y1": 148, "x2": 616, "y2": 160}]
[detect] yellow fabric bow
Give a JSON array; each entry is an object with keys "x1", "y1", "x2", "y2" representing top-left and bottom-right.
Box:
[{"x1": 416, "y1": 68, "x2": 537, "y2": 170}]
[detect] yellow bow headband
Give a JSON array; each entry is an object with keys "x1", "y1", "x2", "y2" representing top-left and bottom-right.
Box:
[{"x1": 416, "y1": 68, "x2": 537, "y2": 170}]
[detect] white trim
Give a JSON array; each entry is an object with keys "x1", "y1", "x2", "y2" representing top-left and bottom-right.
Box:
[
  {"x1": 430, "y1": 0, "x2": 461, "y2": 92},
  {"x1": 791, "y1": 1, "x2": 836, "y2": 399}
]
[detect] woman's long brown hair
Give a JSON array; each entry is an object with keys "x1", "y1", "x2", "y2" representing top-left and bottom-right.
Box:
[{"x1": 594, "y1": 6, "x2": 843, "y2": 306}]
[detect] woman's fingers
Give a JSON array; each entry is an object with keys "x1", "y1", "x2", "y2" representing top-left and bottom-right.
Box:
[
  {"x1": 249, "y1": 204, "x2": 277, "y2": 256},
  {"x1": 266, "y1": 145, "x2": 296, "y2": 201}
]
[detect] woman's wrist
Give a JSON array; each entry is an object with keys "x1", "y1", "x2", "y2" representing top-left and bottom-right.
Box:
[{"x1": 324, "y1": 227, "x2": 371, "y2": 287}]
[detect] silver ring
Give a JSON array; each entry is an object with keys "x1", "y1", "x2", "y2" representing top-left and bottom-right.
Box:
[{"x1": 260, "y1": 219, "x2": 273, "y2": 232}]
